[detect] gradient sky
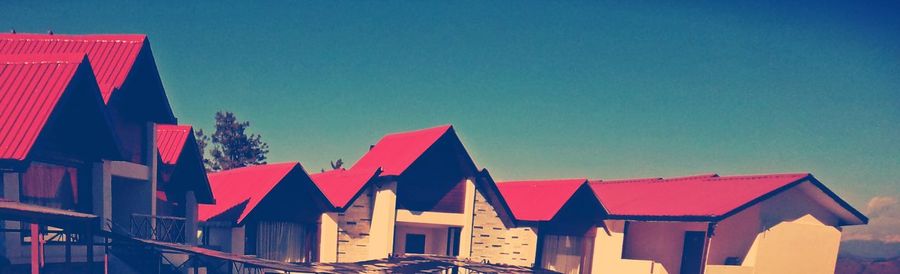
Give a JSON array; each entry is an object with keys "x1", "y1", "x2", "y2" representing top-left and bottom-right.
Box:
[{"x1": 2, "y1": 0, "x2": 898, "y2": 209}]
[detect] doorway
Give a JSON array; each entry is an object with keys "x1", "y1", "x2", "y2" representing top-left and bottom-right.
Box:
[
  {"x1": 679, "y1": 231, "x2": 706, "y2": 274},
  {"x1": 404, "y1": 234, "x2": 426, "y2": 254}
]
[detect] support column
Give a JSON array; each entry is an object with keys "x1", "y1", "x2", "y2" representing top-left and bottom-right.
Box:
[
  {"x1": 368, "y1": 181, "x2": 397, "y2": 260},
  {"x1": 147, "y1": 123, "x2": 158, "y2": 226},
  {"x1": 92, "y1": 161, "x2": 112, "y2": 231},
  {"x1": 458, "y1": 179, "x2": 476, "y2": 258},
  {"x1": 30, "y1": 223, "x2": 39, "y2": 274},
  {"x1": 184, "y1": 191, "x2": 198, "y2": 245},
  {"x1": 318, "y1": 212, "x2": 338, "y2": 263}
]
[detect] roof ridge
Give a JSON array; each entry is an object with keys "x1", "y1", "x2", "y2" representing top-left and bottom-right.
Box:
[
  {"x1": 711, "y1": 173, "x2": 809, "y2": 181},
  {"x1": 0, "y1": 33, "x2": 146, "y2": 43}
]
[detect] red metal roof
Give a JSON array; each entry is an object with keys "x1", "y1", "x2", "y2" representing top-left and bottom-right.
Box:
[
  {"x1": 589, "y1": 173, "x2": 811, "y2": 218},
  {"x1": 198, "y1": 162, "x2": 305, "y2": 223},
  {"x1": 0, "y1": 53, "x2": 88, "y2": 161},
  {"x1": 351, "y1": 125, "x2": 453, "y2": 176},
  {"x1": 155, "y1": 124, "x2": 214, "y2": 204},
  {"x1": 156, "y1": 124, "x2": 192, "y2": 165},
  {"x1": 309, "y1": 168, "x2": 380, "y2": 209},
  {"x1": 0, "y1": 33, "x2": 145, "y2": 103},
  {"x1": 495, "y1": 179, "x2": 588, "y2": 221}
]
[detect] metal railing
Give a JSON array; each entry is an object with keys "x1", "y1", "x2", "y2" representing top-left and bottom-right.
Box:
[{"x1": 130, "y1": 213, "x2": 186, "y2": 243}]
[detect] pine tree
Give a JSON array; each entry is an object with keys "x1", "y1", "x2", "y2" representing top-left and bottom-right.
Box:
[{"x1": 197, "y1": 111, "x2": 269, "y2": 172}]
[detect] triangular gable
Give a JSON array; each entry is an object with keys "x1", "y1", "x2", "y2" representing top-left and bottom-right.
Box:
[
  {"x1": 0, "y1": 33, "x2": 175, "y2": 123},
  {"x1": 495, "y1": 178, "x2": 588, "y2": 222},
  {"x1": 198, "y1": 162, "x2": 329, "y2": 224},
  {"x1": 351, "y1": 125, "x2": 476, "y2": 176},
  {"x1": 0, "y1": 53, "x2": 120, "y2": 168},
  {"x1": 589, "y1": 173, "x2": 867, "y2": 225},
  {"x1": 309, "y1": 168, "x2": 380, "y2": 210},
  {"x1": 156, "y1": 124, "x2": 214, "y2": 204}
]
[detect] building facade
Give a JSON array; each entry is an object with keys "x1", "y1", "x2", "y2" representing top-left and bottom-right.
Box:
[{"x1": 0, "y1": 33, "x2": 212, "y2": 274}]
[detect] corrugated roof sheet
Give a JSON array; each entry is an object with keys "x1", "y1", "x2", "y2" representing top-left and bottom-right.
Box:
[
  {"x1": 156, "y1": 124, "x2": 192, "y2": 165},
  {"x1": 309, "y1": 168, "x2": 380, "y2": 209},
  {"x1": 0, "y1": 53, "x2": 87, "y2": 161},
  {"x1": 198, "y1": 162, "x2": 305, "y2": 223},
  {"x1": 495, "y1": 179, "x2": 588, "y2": 221},
  {"x1": 589, "y1": 173, "x2": 810, "y2": 218},
  {"x1": 350, "y1": 125, "x2": 452, "y2": 176},
  {"x1": 0, "y1": 33, "x2": 145, "y2": 103}
]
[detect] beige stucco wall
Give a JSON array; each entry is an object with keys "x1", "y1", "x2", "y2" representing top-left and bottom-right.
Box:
[
  {"x1": 367, "y1": 181, "x2": 398, "y2": 261},
  {"x1": 318, "y1": 212, "x2": 339, "y2": 263},
  {"x1": 592, "y1": 221, "x2": 664, "y2": 274},
  {"x1": 393, "y1": 223, "x2": 449, "y2": 255},
  {"x1": 707, "y1": 205, "x2": 761, "y2": 266},
  {"x1": 741, "y1": 184, "x2": 842, "y2": 274},
  {"x1": 469, "y1": 188, "x2": 538, "y2": 266},
  {"x1": 622, "y1": 221, "x2": 708, "y2": 274}
]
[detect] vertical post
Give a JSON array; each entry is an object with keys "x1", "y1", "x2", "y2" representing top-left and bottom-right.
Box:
[
  {"x1": 533, "y1": 223, "x2": 544, "y2": 268},
  {"x1": 458, "y1": 179, "x2": 476, "y2": 258},
  {"x1": 86, "y1": 224, "x2": 94, "y2": 274},
  {"x1": 368, "y1": 181, "x2": 397, "y2": 260},
  {"x1": 30, "y1": 223, "x2": 39, "y2": 274},
  {"x1": 65, "y1": 231, "x2": 72, "y2": 264},
  {"x1": 700, "y1": 222, "x2": 716, "y2": 274},
  {"x1": 318, "y1": 212, "x2": 339, "y2": 263},
  {"x1": 184, "y1": 191, "x2": 198, "y2": 245},
  {"x1": 147, "y1": 122, "x2": 158, "y2": 237},
  {"x1": 93, "y1": 161, "x2": 112, "y2": 231}
]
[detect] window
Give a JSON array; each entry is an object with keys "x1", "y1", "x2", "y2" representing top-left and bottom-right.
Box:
[
  {"x1": 20, "y1": 162, "x2": 80, "y2": 210},
  {"x1": 541, "y1": 234, "x2": 594, "y2": 274},
  {"x1": 404, "y1": 234, "x2": 426, "y2": 254}
]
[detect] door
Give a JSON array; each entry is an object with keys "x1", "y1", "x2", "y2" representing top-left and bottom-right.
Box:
[
  {"x1": 405, "y1": 233, "x2": 426, "y2": 254},
  {"x1": 679, "y1": 231, "x2": 706, "y2": 274},
  {"x1": 446, "y1": 227, "x2": 461, "y2": 256}
]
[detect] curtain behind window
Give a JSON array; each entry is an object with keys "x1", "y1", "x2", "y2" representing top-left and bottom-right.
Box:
[
  {"x1": 255, "y1": 221, "x2": 314, "y2": 263},
  {"x1": 20, "y1": 162, "x2": 78, "y2": 209},
  {"x1": 541, "y1": 234, "x2": 594, "y2": 274}
]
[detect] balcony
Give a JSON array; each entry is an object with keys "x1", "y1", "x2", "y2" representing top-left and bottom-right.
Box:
[{"x1": 130, "y1": 213, "x2": 186, "y2": 244}]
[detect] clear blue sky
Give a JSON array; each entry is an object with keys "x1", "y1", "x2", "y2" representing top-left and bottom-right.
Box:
[{"x1": 3, "y1": 0, "x2": 898, "y2": 208}]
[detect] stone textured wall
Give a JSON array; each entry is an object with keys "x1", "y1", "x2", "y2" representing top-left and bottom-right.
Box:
[
  {"x1": 336, "y1": 187, "x2": 374, "y2": 262},
  {"x1": 469, "y1": 188, "x2": 538, "y2": 267}
]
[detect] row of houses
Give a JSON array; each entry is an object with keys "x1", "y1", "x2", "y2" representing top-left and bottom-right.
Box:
[{"x1": 0, "y1": 32, "x2": 868, "y2": 274}]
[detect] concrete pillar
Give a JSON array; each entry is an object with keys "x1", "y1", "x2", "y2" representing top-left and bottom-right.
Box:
[
  {"x1": 92, "y1": 161, "x2": 112, "y2": 231},
  {"x1": 458, "y1": 179, "x2": 476, "y2": 258},
  {"x1": 318, "y1": 212, "x2": 339, "y2": 263},
  {"x1": 184, "y1": 191, "x2": 198, "y2": 245},
  {"x1": 368, "y1": 181, "x2": 397, "y2": 260},
  {"x1": 147, "y1": 122, "x2": 158, "y2": 220}
]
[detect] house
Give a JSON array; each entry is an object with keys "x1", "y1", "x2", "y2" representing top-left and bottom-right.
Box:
[
  {"x1": 0, "y1": 53, "x2": 120, "y2": 273},
  {"x1": 497, "y1": 173, "x2": 868, "y2": 274},
  {"x1": 198, "y1": 162, "x2": 329, "y2": 264},
  {"x1": 314, "y1": 125, "x2": 532, "y2": 265},
  {"x1": 0, "y1": 33, "x2": 213, "y2": 274}
]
